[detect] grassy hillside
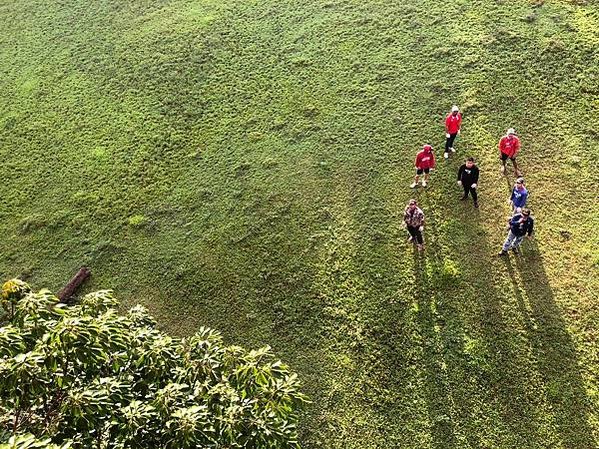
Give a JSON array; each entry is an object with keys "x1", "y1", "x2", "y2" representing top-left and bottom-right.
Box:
[{"x1": 1, "y1": 0, "x2": 598, "y2": 447}]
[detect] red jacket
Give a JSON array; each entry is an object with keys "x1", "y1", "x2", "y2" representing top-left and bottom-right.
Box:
[
  {"x1": 499, "y1": 135, "x2": 521, "y2": 158},
  {"x1": 415, "y1": 149, "x2": 436, "y2": 170},
  {"x1": 445, "y1": 113, "x2": 462, "y2": 134}
]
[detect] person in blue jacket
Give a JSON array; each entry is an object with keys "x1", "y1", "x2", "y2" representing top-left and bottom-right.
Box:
[
  {"x1": 499, "y1": 208, "x2": 534, "y2": 255},
  {"x1": 509, "y1": 177, "x2": 528, "y2": 214}
]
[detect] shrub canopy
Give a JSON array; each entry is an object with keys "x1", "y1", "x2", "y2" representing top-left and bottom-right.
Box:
[{"x1": 0, "y1": 280, "x2": 308, "y2": 448}]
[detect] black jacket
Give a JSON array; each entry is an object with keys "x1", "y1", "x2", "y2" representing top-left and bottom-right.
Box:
[
  {"x1": 457, "y1": 164, "x2": 479, "y2": 186},
  {"x1": 509, "y1": 214, "x2": 534, "y2": 237}
]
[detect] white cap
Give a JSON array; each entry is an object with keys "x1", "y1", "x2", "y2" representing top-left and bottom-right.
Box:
[
  {"x1": 451, "y1": 105, "x2": 459, "y2": 112},
  {"x1": 507, "y1": 128, "x2": 516, "y2": 135}
]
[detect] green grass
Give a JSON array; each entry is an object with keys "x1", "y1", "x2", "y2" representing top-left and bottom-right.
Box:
[{"x1": 1, "y1": 0, "x2": 598, "y2": 447}]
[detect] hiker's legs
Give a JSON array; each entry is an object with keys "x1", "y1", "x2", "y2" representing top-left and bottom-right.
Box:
[
  {"x1": 462, "y1": 184, "x2": 470, "y2": 198},
  {"x1": 470, "y1": 186, "x2": 478, "y2": 203},
  {"x1": 407, "y1": 226, "x2": 423, "y2": 245},
  {"x1": 512, "y1": 235, "x2": 524, "y2": 249},
  {"x1": 445, "y1": 133, "x2": 457, "y2": 151},
  {"x1": 412, "y1": 168, "x2": 424, "y2": 187},
  {"x1": 502, "y1": 231, "x2": 517, "y2": 251},
  {"x1": 407, "y1": 226, "x2": 418, "y2": 242},
  {"x1": 512, "y1": 159, "x2": 521, "y2": 176},
  {"x1": 501, "y1": 153, "x2": 508, "y2": 173},
  {"x1": 414, "y1": 228, "x2": 424, "y2": 245}
]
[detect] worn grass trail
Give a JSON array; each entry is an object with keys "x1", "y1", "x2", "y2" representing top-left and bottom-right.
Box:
[{"x1": 1, "y1": 0, "x2": 598, "y2": 447}]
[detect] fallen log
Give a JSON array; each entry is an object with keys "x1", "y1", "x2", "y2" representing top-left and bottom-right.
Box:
[{"x1": 58, "y1": 267, "x2": 91, "y2": 302}]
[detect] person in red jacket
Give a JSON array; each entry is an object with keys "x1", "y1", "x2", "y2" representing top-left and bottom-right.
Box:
[
  {"x1": 411, "y1": 144, "x2": 436, "y2": 188},
  {"x1": 499, "y1": 128, "x2": 522, "y2": 176},
  {"x1": 444, "y1": 105, "x2": 462, "y2": 159}
]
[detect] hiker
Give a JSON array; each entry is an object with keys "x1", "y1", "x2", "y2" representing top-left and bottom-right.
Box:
[
  {"x1": 404, "y1": 199, "x2": 425, "y2": 251},
  {"x1": 457, "y1": 157, "x2": 479, "y2": 208},
  {"x1": 444, "y1": 105, "x2": 462, "y2": 159},
  {"x1": 411, "y1": 144, "x2": 436, "y2": 188},
  {"x1": 499, "y1": 128, "x2": 522, "y2": 176},
  {"x1": 499, "y1": 208, "x2": 534, "y2": 255},
  {"x1": 509, "y1": 177, "x2": 528, "y2": 214}
]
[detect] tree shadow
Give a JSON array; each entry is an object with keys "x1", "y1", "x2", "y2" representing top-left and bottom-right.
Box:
[{"x1": 503, "y1": 241, "x2": 597, "y2": 448}]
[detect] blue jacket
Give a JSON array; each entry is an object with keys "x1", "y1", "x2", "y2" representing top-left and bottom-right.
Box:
[
  {"x1": 509, "y1": 214, "x2": 534, "y2": 237},
  {"x1": 510, "y1": 187, "x2": 528, "y2": 208}
]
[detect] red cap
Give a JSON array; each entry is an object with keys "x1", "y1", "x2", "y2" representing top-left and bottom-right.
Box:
[{"x1": 423, "y1": 144, "x2": 432, "y2": 151}]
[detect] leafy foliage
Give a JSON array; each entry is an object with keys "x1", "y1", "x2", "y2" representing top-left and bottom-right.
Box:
[{"x1": 0, "y1": 280, "x2": 308, "y2": 448}]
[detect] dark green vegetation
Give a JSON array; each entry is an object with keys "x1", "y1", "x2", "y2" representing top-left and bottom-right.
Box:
[
  {"x1": 1, "y1": 0, "x2": 598, "y2": 447},
  {"x1": 1, "y1": 280, "x2": 307, "y2": 448}
]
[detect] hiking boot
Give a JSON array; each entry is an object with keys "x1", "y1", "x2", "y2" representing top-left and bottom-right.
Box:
[
  {"x1": 410, "y1": 182, "x2": 417, "y2": 188},
  {"x1": 417, "y1": 244, "x2": 424, "y2": 252},
  {"x1": 421, "y1": 180, "x2": 427, "y2": 187},
  {"x1": 444, "y1": 152, "x2": 449, "y2": 159},
  {"x1": 498, "y1": 250, "x2": 508, "y2": 256},
  {"x1": 450, "y1": 147, "x2": 456, "y2": 153},
  {"x1": 474, "y1": 201, "x2": 479, "y2": 208}
]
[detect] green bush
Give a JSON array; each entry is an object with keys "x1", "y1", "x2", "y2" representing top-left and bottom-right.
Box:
[{"x1": 0, "y1": 280, "x2": 308, "y2": 448}]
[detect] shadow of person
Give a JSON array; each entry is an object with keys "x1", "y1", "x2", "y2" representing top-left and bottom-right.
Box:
[
  {"x1": 411, "y1": 246, "x2": 461, "y2": 449},
  {"x1": 506, "y1": 240, "x2": 597, "y2": 449},
  {"x1": 457, "y1": 231, "x2": 553, "y2": 446},
  {"x1": 407, "y1": 201, "x2": 550, "y2": 448},
  {"x1": 429, "y1": 202, "x2": 593, "y2": 447}
]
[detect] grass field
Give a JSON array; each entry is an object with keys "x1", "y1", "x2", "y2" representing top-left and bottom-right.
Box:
[{"x1": 1, "y1": 0, "x2": 599, "y2": 447}]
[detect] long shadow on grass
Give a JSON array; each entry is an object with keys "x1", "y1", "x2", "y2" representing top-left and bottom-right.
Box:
[
  {"x1": 411, "y1": 202, "x2": 566, "y2": 447},
  {"x1": 464, "y1": 235, "x2": 549, "y2": 447},
  {"x1": 411, "y1": 246, "x2": 461, "y2": 449},
  {"x1": 345, "y1": 174, "x2": 597, "y2": 448},
  {"x1": 409, "y1": 213, "x2": 521, "y2": 449},
  {"x1": 503, "y1": 242, "x2": 597, "y2": 449},
  {"x1": 442, "y1": 205, "x2": 596, "y2": 448}
]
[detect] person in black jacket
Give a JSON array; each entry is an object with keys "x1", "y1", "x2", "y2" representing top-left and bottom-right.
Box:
[{"x1": 457, "y1": 157, "x2": 480, "y2": 208}]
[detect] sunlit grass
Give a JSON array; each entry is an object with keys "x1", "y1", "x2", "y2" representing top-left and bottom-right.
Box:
[{"x1": 1, "y1": 0, "x2": 598, "y2": 447}]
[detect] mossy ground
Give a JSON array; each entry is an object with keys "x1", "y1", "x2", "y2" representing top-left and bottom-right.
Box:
[{"x1": 1, "y1": 0, "x2": 598, "y2": 447}]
